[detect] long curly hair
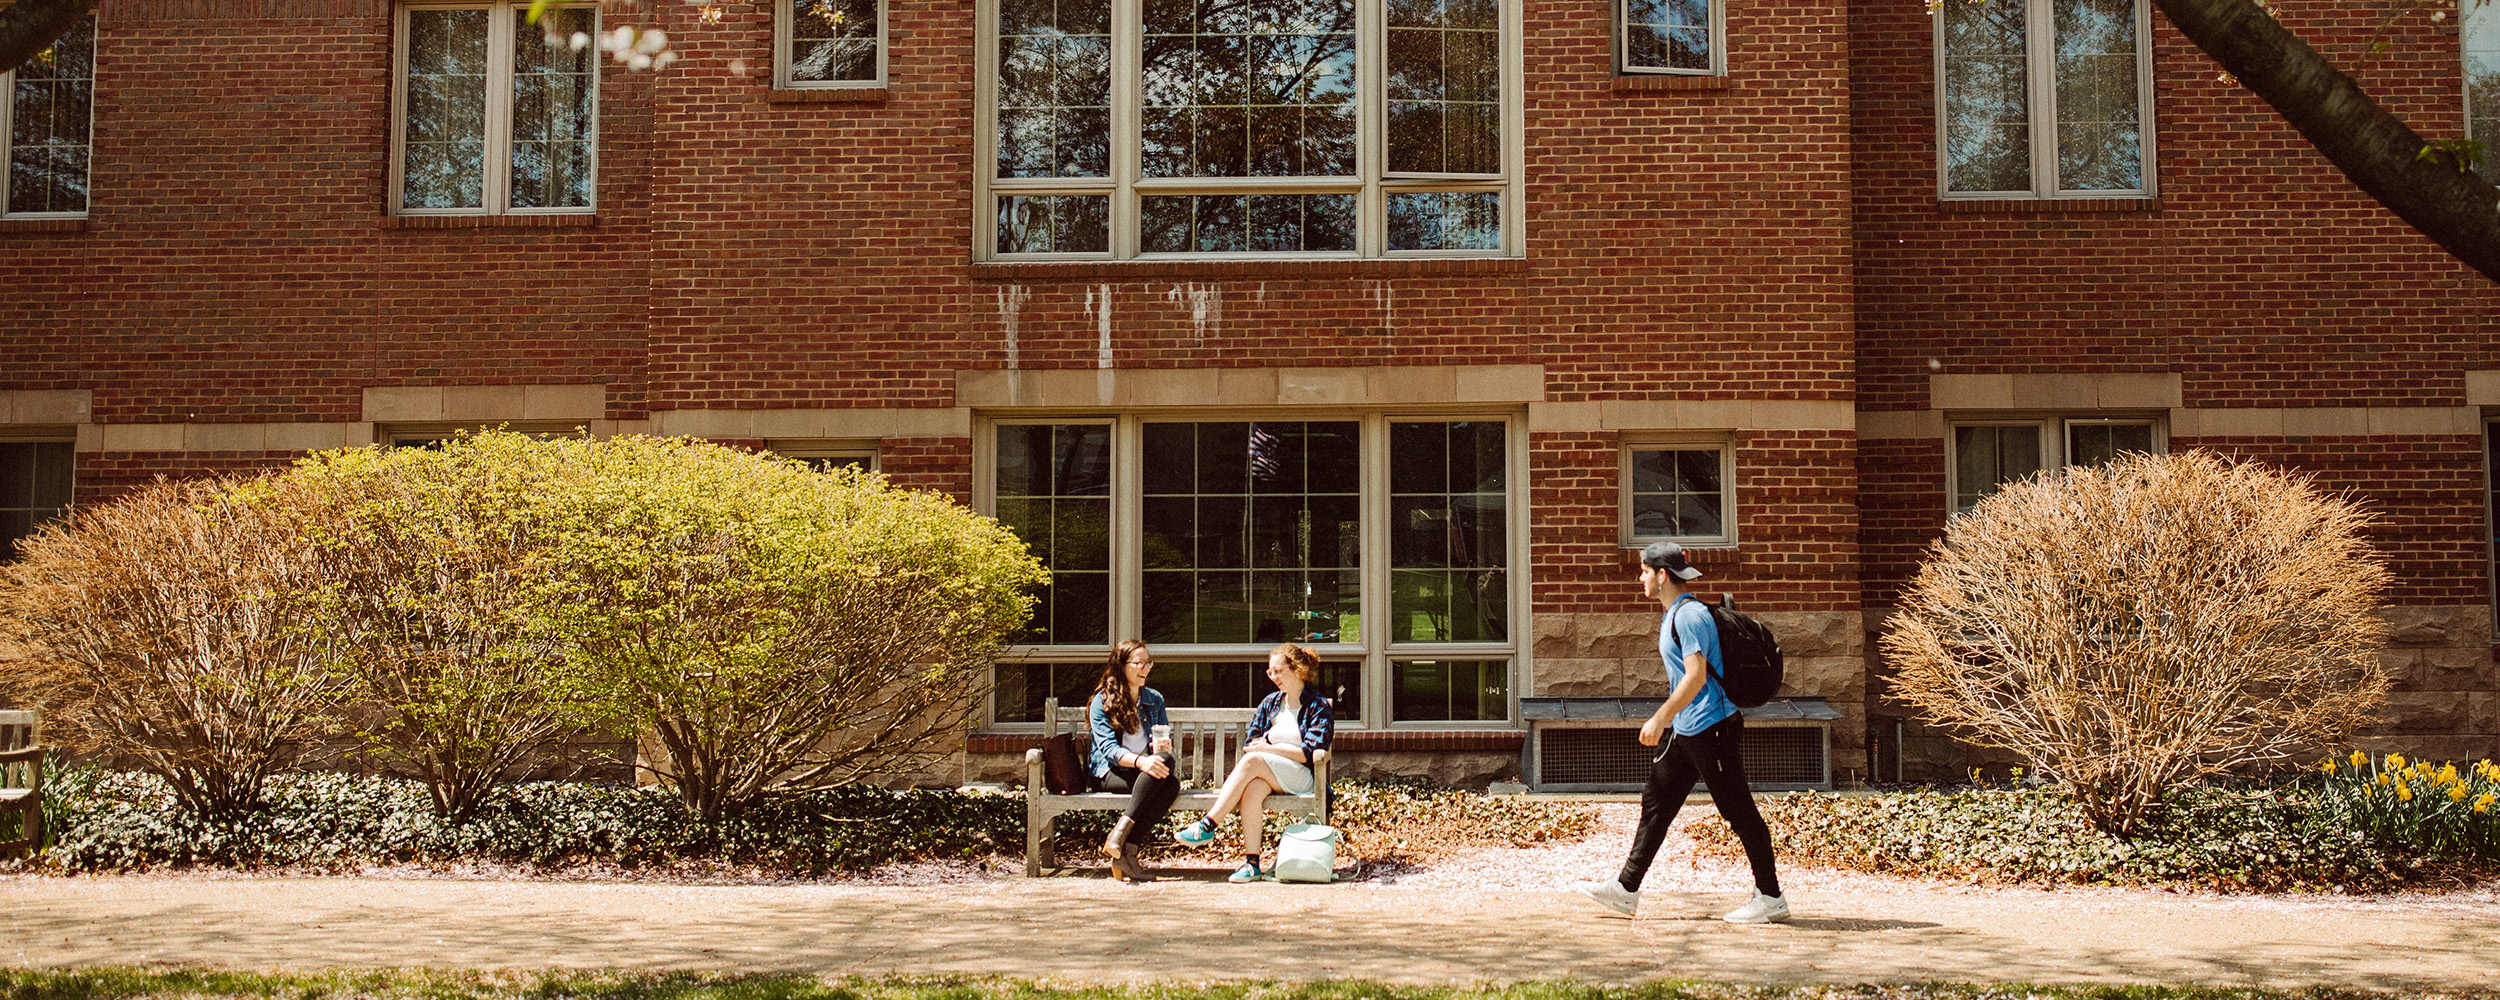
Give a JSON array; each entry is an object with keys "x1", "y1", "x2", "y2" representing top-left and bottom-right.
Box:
[{"x1": 1093, "y1": 639, "x2": 1150, "y2": 735}]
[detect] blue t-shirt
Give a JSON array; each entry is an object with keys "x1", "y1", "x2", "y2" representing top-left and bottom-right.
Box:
[{"x1": 1660, "y1": 594, "x2": 1738, "y2": 736}]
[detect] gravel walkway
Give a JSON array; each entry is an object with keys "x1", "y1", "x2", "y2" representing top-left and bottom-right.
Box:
[{"x1": 5, "y1": 804, "x2": 2497, "y2": 991}]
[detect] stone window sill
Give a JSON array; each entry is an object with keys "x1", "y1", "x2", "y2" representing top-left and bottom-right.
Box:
[
  {"x1": 1937, "y1": 198, "x2": 2161, "y2": 214},
  {"x1": 1612, "y1": 73, "x2": 1730, "y2": 92},
  {"x1": 0, "y1": 217, "x2": 88, "y2": 232},
  {"x1": 384, "y1": 214, "x2": 597, "y2": 229},
  {"x1": 970, "y1": 257, "x2": 1527, "y2": 281},
  {"x1": 765, "y1": 87, "x2": 888, "y2": 104}
]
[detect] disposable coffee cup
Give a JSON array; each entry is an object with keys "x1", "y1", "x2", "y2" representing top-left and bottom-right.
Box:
[{"x1": 1150, "y1": 724, "x2": 1172, "y2": 752}]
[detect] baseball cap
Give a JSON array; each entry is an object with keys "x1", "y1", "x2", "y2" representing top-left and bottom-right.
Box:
[{"x1": 1639, "y1": 540, "x2": 1703, "y2": 581}]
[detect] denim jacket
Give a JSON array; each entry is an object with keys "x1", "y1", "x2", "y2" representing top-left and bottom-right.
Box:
[
  {"x1": 1244, "y1": 690, "x2": 1334, "y2": 761},
  {"x1": 1087, "y1": 687, "x2": 1169, "y2": 778}
]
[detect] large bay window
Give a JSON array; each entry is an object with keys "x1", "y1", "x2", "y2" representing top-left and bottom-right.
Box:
[
  {"x1": 3, "y1": 15, "x2": 93, "y2": 218},
  {"x1": 984, "y1": 412, "x2": 1521, "y2": 727},
  {"x1": 1934, "y1": 0, "x2": 2152, "y2": 199},
  {"x1": 976, "y1": 0, "x2": 1523, "y2": 260},
  {"x1": 393, "y1": 2, "x2": 599, "y2": 215}
]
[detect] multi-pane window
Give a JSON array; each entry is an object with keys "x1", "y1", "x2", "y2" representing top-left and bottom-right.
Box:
[
  {"x1": 2468, "y1": 3, "x2": 2500, "y2": 142},
  {"x1": 394, "y1": 2, "x2": 598, "y2": 215},
  {"x1": 1141, "y1": 421, "x2": 1360, "y2": 644},
  {"x1": 1934, "y1": 0, "x2": 2151, "y2": 199},
  {"x1": 1618, "y1": 0, "x2": 1718, "y2": 75},
  {"x1": 1952, "y1": 417, "x2": 2156, "y2": 512},
  {"x1": 778, "y1": 0, "x2": 884, "y2": 88},
  {"x1": 3, "y1": 15, "x2": 94, "y2": 218},
  {"x1": 996, "y1": 422, "x2": 1113, "y2": 646},
  {"x1": 1621, "y1": 441, "x2": 1731, "y2": 545},
  {"x1": 0, "y1": 441, "x2": 73, "y2": 561},
  {"x1": 979, "y1": 0, "x2": 1519, "y2": 260},
  {"x1": 985, "y1": 413, "x2": 1517, "y2": 727}
]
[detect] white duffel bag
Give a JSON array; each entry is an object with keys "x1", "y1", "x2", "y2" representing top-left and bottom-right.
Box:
[{"x1": 1273, "y1": 822, "x2": 1341, "y2": 883}]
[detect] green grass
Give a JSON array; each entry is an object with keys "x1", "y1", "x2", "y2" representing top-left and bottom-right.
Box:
[{"x1": 0, "y1": 972, "x2": 2493, "y2": 1000}]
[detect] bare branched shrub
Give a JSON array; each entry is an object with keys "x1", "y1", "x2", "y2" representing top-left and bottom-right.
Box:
[
  {"x1": 0, "y1": 478, "x2": 346, "y2": 818},
  {"x1": 1883, "y1": 450, "x2": 2392, "y2": 837},
  {"x1": 275, "y1": 434, "x2": 602, "y2": 824}
]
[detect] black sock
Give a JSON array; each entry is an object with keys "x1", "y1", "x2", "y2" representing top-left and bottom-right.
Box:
[{"x1": 1246, "y1": 853, "x2": 1261, "y2": 867}]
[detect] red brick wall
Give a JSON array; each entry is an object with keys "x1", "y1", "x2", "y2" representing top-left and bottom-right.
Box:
[
  {"x1": 1532, "y1": 429, "x2": 1859, "y2": 616},
  {"x1": 76, "y1": 451, "x2": 298, "y2": 502},
  {"x1": 1, "y1": 0, "x2": 653, "y2": 423},
  {"x1": 1853, "y1": 2, "x2": 2500, "y2": 598}
]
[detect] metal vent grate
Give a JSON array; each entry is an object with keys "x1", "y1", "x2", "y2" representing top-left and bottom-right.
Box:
[{"x1": 1532, "y1": 724, "x2": 1827, "y2": 791}]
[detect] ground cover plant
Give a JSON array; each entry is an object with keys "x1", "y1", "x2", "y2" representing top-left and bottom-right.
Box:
[
  {"x1": 1689, "y1": 754, "x2": 2500, "y2": 892},
  {"x1": 2, "y1": 970, "x2": 2495, "y2": 1000},
  {"x1": 5, "y1": 769, "x2": 1595, "y2": 877}
]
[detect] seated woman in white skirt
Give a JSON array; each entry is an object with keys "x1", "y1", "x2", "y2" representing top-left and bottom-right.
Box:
[{"x1": 1171, "y1": 642, "x2": 1335, "y2": 882}]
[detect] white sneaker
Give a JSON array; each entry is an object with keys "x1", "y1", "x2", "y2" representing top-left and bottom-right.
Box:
[
  {"x1": 1572, "y1": 877, "x2": 1640, "y2": 916},
  {"x1": 1722, "y1": 892, "x2": 1790, "y2": 924}
]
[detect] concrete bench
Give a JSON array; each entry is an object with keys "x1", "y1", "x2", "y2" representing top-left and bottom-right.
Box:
[
  {"x1": 0, "y1": 709, "x2": 42, "y2": 859},
  {"x1": 1023, "y1": 697, "x2": 1329, "y2": 876}
]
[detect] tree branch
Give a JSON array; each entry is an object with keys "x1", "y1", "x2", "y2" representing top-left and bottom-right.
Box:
[
  {"x1": 0, "y1": 0, "x2": 94, "y2": 73},
  {"x1": 2155, "y1": 0, "x2": 2500, "y2": 283}
]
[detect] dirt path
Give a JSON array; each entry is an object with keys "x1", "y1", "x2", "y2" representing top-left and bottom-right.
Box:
[{"x1": 5, "y1": 804, "x2": 2494, "y2": 991}]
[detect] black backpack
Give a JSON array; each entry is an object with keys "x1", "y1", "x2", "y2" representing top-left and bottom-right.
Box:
[{"x1": 1694, "y1": 594, "x2": 1785, "y2": 709}]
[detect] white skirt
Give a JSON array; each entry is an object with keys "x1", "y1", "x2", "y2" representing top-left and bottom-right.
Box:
[{"x1": 1247, "y1": 751, "x2": 1315, "y2": 796}]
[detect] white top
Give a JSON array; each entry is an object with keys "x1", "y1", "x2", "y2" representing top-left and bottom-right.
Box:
[{"x1": 1266, "y1": 701, "x2": 1302, "y2": 749}]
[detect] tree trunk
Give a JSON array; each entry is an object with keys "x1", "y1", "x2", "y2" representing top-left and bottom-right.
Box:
[
  {"x1": 0, "y1": 0, "x2": 94, "y2": 73},
  {"x1": 2154, "y1": 0, "x2": 2500, "y2": 283}
]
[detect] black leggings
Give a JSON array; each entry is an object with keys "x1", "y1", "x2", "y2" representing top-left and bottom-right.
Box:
[
  {"x1": 1617, "y1": 714, "x2": 1781, "y2": 898},
  {"x1": 1097, "y1": 752, "x2": 1180, "y2": 828}
]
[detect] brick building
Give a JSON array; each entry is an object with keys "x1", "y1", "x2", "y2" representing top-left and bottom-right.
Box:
[{"x1": 1, "y1": 0, "x2": 2494, "y2": 787}]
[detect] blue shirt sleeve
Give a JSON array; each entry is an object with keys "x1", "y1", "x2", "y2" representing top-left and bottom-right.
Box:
[
  {"x1": 1087, "y1": 692, "x2": 1123, "y2": 778},
  {"x1": 1673, "y1": 599, "x2": 1720, "y2": 679}
]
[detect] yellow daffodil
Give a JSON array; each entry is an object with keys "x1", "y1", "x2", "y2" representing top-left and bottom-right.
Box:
[
  {"x1": 2377, "y1": 772, "x2": 2392, "y2": 787},
  {"x1": 2476, "y1": 794, "x2": 2494, "y2": 814},
  {"x1": 2321, "y1": 758, "x2": 2338, "y2": 774},
  {"x1": 2388, "y1": 753, "x2": 2407, "y2": 770},
  {"x1": 2397, "y1": 782, "x2": 2413, "y2": 802},
  {"x1": 2352, "y1": 750, "x2": 2370, "y2": 767}
]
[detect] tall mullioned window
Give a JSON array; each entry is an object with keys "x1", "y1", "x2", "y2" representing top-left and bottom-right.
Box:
[
  {"x1": 3, "y1": 15, "x2": 94, "y2": 218},
  {"x1": 393, "y1": 2, "x2": 599, "y2": 215},
  {"x1": 985, "y1": 413, "x2": 1518, "y2": 727},
  {"x1": 1935, "y1": 0, "x2": 2152, "y2": 199},
  {"x1": 977, "y1": 0, "x2": 1520, "y2": 260},
  {"x1": 2468, "y1": 2, "x2": 2500, "y2": 142}
]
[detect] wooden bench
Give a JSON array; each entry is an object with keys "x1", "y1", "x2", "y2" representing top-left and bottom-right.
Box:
[
  {"x1": 1024, "y1": 697, "x2": 1330, "y2": 876},
  {"x1": 0, "y1": 709, "x2": 42, "y2": 859}
]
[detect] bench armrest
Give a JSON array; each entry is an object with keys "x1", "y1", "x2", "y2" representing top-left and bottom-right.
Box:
[{"x1": 0, "y1": 745, "x2": 39, "y2": 766}]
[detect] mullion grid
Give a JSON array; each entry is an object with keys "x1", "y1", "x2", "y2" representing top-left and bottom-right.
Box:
[
  {"x1": 1139, "y1": 420, "x2": 1360, "y2": 647},
  {"x1": 2, "y1": 15, "x2": 94, "y2": 218},
  {"x1": 396, "y1": 2, "x2": 598, "y2": 215},
  {"x1": 986, "y1": 0, "x2": 1511, "y2": 259}
]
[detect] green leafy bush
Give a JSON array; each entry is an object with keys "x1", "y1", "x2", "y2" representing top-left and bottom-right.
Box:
[
  {"x1": 19, "y1": 765, "x2": 1025, "y2": 875},
  {"x1": 1690, "y1": 779, "x2": 2497, "y2": 892}
]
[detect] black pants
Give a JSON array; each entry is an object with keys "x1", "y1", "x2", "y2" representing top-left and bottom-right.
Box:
[
  {"x1": 1617, "y1": 714, "x2": 1781, "y2": 898},
  {"x1": 1097, "y1": 752, "x2": 1179, "y2": 828}
]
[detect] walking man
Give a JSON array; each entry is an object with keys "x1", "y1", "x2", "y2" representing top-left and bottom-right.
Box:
[{"x1": 1573, "y1": 540, "x2": 1788, "y2": 923}]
